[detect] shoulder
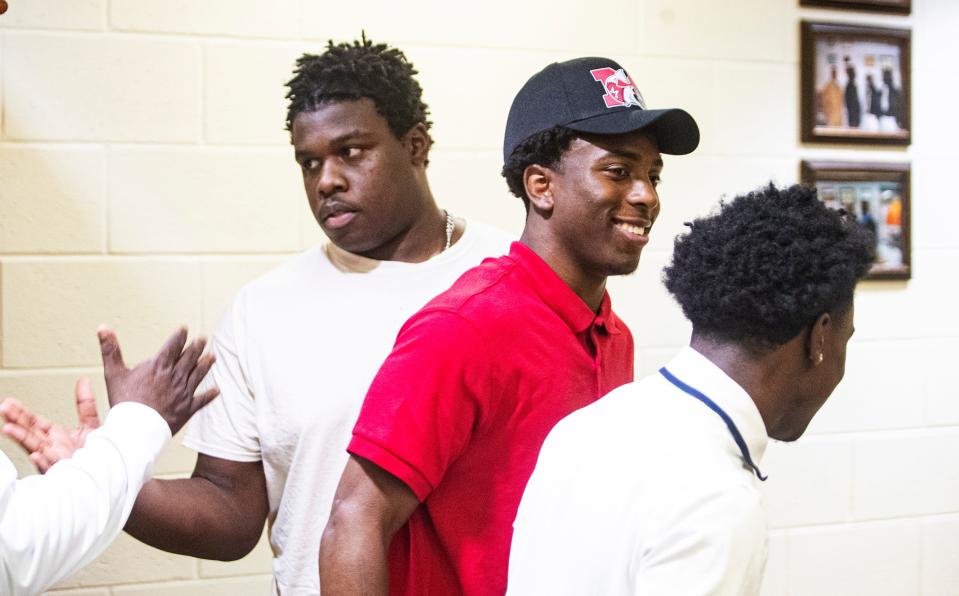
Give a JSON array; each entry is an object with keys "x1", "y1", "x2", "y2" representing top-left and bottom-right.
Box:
[
  {"x1": 419, "y1": 252, "x2": 525, "y2": 319},
  {"x1": 221, "y1": 247, "x2": 332, "y2": 315},
  {"x1": 239, "y1": 246, "x2": 331, "y2": 295}
]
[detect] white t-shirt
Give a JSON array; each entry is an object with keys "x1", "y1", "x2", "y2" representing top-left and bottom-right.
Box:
[
  {"x1": 508, "y1": 347, "x2": 769, "y2": 596},
  {"x1": 183, "y1": 220, "x2": 513, "y2": 596},
  {"x1": 1, "y1": 403, "x2": 170, "y2": 596}
]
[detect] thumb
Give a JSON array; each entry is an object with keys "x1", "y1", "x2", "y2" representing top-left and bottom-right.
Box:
[
  {"x1": 97, "y1": 326, "x2": 127, "y2": 377},
  {"x1": 74, "y1": 378, "x2": 101, "y2": 430}
]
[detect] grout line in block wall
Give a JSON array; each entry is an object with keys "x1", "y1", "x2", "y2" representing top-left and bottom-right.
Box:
[
  {"x1": 0, "y1": 251, "x2": 304, "y2": 261},
  {"x1": 777, "y1": 511, "x2": 955, "y2": 533},
  {"x1": 2, "y1": 139, "x2": 940, "y2": 163},
  {"x1": 0, "y1": 366, "x2": 103, "y2": 376}
]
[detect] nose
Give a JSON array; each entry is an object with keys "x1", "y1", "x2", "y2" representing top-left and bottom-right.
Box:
[
  {"x1": 627, "y1": 178, "x2": 660, "y2": 214},
  {"x1": 316, "y1": 161, "x2": 347, "y2": 198}
]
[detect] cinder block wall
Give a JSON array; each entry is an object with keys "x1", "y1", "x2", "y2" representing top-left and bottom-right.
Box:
[{"x1": 1, "y1": 1, "x2": 956, "y2": 594}]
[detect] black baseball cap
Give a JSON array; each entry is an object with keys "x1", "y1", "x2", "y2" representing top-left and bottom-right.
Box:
[{"x1": 503, "y1": 57, "x2": 700, "y2": 162}]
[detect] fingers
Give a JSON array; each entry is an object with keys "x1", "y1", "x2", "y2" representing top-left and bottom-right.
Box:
[
  {"x1": 185, "y1": 352, "x2": 216, "y2": 396},
  {"x1": 98, "y1": 326, "x2": 127, "y2": 378},
  {"x1": 0, "y1": 399, "x2": 51, "y2": 435},
  {"x1": 189, "y1": 387, "x2": 221, "y2": 417},
  {"x1": 173, "y1": 337, "x2": 206, "y2": 386},
  {"x1": 74, "y1": 378, "x2": 102, "y2": 431},
  {"x1": 29, "y1": 451, "x2": 53, "y2": 474},
  {"x1": 1, "y1": 422, "x2": 43, "y2": 453},
  {"x1": 156, "y1": 326, "x2": 189, "y2": 369},
  {"x1": 0, "y1": 398, "x2": 20, "y2": 423}
]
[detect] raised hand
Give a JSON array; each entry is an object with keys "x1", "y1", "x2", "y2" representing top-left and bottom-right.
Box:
[
  {"x1": 1, "y1": 378, "x2": 103, "y2": 473},
  {"x1": 97, "y1": 326, "x2": 219, "y2": 435}
]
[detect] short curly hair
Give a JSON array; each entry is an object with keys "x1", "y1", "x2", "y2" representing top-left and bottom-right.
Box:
[
  {"x1": 501, "y1": 126, "x2": 579, "y2": 209},
  {"x1": 664, "y1": 183, "x2": 875, "y2": 349},
  {"x1": 285, "y1": 35, "x2": 432, "y2": 144}
]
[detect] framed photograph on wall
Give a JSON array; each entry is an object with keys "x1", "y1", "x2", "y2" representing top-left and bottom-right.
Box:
[
  {"x1": 801, "y1": 160, "x2": 911, "y2": 280},
  {"x1": 801, "y1": 21, "x2": 911, "y2": 145},
  {"x1": 800, "y1": 0, "x2": 910, "y2": 15}
]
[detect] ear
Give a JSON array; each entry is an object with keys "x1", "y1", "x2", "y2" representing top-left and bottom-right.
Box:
[
  {"x1": 806, "y1": 312, "x2": 832, "y2": 367},
  {"x1": 524, "y1": 164, "x2": 555, "y2": 214},
  {"x1": 404, "y1": 123, "x2": 432, "y2": 166}
]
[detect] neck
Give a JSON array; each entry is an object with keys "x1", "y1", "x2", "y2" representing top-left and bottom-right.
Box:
[
  {"x1": 351, "y1": 176, "x2": 454, "y2": 263},
  {"x1": 689, "y1": 334, "x2": 797, "y2": 437},
  {"x1": 520, "y1": 228, "x2": 607, "y2": 312}
]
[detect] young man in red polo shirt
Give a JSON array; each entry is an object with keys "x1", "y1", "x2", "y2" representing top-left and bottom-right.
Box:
[{"x1": 319, "y1": 57, "x2": 700, "y2": 595}]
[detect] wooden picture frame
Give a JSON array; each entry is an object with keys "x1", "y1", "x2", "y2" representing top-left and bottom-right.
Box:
[
  {"x1": 801, "y1": 21, "x2": 911, "y2": 145},
  {"x1": 801, "y1": 160, "x2": 911, "y2": 280},
  {"x1": 800, "y1": 0, "x2": 910, "y2": 15}
]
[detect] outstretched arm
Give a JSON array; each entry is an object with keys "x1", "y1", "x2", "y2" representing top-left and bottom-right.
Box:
[
  {"x1": 0, "y1": 402, "x2": 169, "y2": 595},
  {"x1": 319, "y1": 456, "x2": 420, "y2": 596},
  {"x1": 0, "y1": 326, "x2": 217, "y2": 595}
]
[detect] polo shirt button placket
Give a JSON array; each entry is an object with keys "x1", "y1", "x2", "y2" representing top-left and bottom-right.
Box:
[{"x1": 590, "y1": 322, "x2": 605, "y2": 397}]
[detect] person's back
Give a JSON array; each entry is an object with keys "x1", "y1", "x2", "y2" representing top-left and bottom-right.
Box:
[{"x1": 509, "y1": 348, "x2": 766, "y2": 595}]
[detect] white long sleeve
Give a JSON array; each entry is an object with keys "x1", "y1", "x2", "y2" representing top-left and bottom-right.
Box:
[{"x1": 0, "y1": 402, "x2": 171, "y2": 596}]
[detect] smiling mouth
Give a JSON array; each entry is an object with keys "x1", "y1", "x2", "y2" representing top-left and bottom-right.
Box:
[{"x1": 614, "y1": 221, "x2": 651, "y2": 238}]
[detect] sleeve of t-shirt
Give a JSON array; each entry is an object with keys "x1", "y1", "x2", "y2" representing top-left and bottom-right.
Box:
[
  {"x1": 634, "y1": 485, "x2": 767, "y2": 596},
  {"x1": 348, "y1": 310, "x2": 491, "y2": 502},
  {"x1": 0, "y1": 403, "x2": 170, "y2": 595},
  {"x1": 182, "y1": 292, "x2": 261, "y2": 462}
]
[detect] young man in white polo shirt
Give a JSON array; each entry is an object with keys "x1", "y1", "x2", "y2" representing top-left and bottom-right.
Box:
[{"x1": 507, "y1": 184, "x2": 875, "y2": 595}]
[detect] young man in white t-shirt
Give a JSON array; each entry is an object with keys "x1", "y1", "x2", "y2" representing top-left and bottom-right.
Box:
[{"x1": 75, "y1": 38, "x2": 508, "y2": 595}]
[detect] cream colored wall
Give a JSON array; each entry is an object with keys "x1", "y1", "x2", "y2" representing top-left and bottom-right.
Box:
[{"x1": 1, "y1": 0, "x2": 956, "y2": 594}]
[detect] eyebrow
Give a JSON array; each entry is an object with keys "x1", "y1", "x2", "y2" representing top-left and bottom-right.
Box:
[
  {"x1": 294, "y1": 129, "x2": 372, "y2": 158},
  {"x1": 601, "y1": 149, "x2": 664, "y2": 168}
]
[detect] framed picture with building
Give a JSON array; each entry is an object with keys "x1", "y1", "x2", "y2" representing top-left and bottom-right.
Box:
[
  {"x1": 802, "y1": 160, "x2": 911, "y2": 280},
  {"x1": 801, "y1": 21, "x2": 911, "y2": 145},
  {"x1": 799, "y1": 0, "x2": 910, "y2": 15}
]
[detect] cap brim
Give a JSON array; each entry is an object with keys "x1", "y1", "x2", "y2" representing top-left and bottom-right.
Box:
[{"x1": 566, "y1": 108, "x2": 700, "y2": 155}]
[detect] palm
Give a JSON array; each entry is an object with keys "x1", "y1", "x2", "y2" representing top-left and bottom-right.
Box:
[{"x1": 0, "y1": 378, "x2": 102, "y2": 473}]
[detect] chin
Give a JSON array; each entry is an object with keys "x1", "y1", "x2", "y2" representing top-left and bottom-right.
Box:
[
  {"x1": 770, "y1": 422, "x2": 811, "y2": 443},
  {"x1": 605, "y1": 255, "x2": 642, "y2": 277}
]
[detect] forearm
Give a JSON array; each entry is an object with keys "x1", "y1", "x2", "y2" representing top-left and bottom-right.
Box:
[
  {"x1": 0, "y1": 404, "x2": 169, "y2": 595},
  {"x1": 319, "y1": 508, "x2": 391, "y2": 596},
  {"x1": 124, "y1": 461, "x2": 268, "y2": 561}
]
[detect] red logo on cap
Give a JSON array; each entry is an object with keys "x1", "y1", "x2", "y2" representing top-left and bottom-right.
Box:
[{"x1": 590, "y1": 67, "x2": 645, "y2": 109}]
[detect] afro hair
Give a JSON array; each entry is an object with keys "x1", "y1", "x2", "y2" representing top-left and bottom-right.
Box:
[{"x1": 663, "y1": 183, "x2": 875, "y2": 349}]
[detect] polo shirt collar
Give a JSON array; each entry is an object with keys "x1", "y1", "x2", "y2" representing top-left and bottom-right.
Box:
[
  {"x1": 665, "y1": 346, "x2": 769, "y2": 466},
  {"x1": 508, "y1": 242, "x2": 620, "y2": 335}
]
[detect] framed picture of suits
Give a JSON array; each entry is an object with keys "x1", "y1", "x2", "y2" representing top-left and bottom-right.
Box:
[
  {"x1": 800, "y1": 0, "x2": 910, "y2": 15},
  {"x1": 801, "y1": 22, "x2": 911, "y2": 146},
  {"x1": 802, "y1": 160, "x2": 911, "y2": 280}
]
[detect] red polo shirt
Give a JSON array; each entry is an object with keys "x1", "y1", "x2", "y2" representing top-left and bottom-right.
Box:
[{"x1": 348, "y1": 241, "x2": 634, "y2": 596}]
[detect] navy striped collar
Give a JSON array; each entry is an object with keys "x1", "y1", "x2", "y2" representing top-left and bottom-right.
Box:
[{"x1": 658, "y1": 347, "x2": 769, "y2": 481}]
